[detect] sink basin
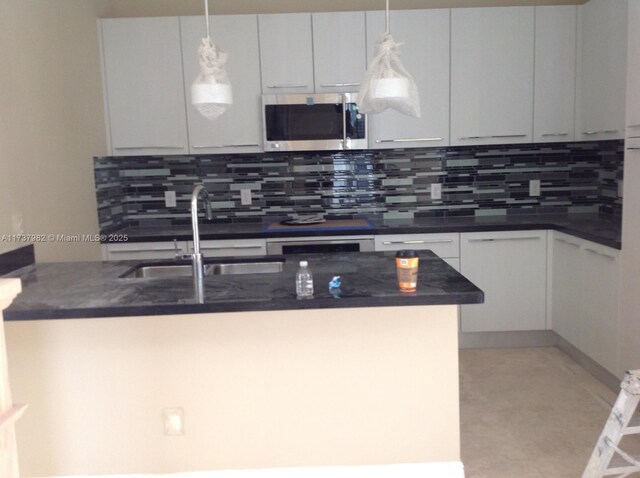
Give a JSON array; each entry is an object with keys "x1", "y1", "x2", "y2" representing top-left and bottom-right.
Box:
[{"x1": 121, "y1": 260, "x2": 284, "y2": 279}]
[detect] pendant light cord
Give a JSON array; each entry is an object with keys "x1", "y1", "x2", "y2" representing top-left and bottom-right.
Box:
[
  {"x1": 385, "y1": 0, "x2": 390, "y2": 34},
  {"x1": 204, "y1": 0, "x2": 211, "y2": 41}
]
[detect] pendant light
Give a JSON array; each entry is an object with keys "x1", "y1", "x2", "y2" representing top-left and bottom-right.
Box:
[
  {"x1": 357, "y1": 0, "x2": 420, "y2": 118},
  {"x1": 191, "y1": 0, "x2": 233, "y2": 120}
]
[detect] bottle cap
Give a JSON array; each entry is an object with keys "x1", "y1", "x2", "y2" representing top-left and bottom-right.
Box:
[
  {"x1": 299, "y1": 261, "x2": 308, "y2": 267},
  {"x1": 395, "y1": 250, "x2": 418, "y2": 258}
]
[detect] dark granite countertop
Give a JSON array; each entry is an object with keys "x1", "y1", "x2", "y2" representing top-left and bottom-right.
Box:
[
  {"x1": 2, "y1": 251, "x2": 484, "y2": 321},
  {"x1": 107, "y1": 213, "x2": 621, "y2": 249}
]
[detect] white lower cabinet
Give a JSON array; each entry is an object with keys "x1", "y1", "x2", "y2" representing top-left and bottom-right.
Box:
[
  {"x1": 460, "y1": 230, "x2": 547, "y2": 332},
  {"x1": 103, "y1": 241, "x2": 187, "y2": 261},
  {"x1": 189, "y1": 239, "x2": 267, "y2": 258},
  {"x1": 550, "y1": 231, "x2": 620, "y2": 375},
  {"x1": 374, "y1": 233, "x2": 460, "y2": 270}
]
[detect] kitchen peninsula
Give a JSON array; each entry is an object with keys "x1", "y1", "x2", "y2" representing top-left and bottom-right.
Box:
[{"x1": 2, "y1": 251, "x2": 482, "y2": 476}]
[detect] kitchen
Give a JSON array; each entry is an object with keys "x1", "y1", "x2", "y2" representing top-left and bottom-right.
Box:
[{"x1": 1, "y1": 0, "x2": 640, "y2": 477}]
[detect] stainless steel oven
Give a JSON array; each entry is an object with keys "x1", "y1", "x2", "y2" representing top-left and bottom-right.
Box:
[
  {"x1": 266, "y1": 236, "x2": 375, "y2": 255},
  {"x1": 262, "y1": 93, "x2": 367, "y2": 152}
]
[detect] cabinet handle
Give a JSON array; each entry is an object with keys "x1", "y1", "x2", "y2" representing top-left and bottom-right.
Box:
[
  {"x1": 627, "y1": 147, "x2": 640, "y2": 150},
  {"x1": 266, "y1": 84, "x2": 308, "y2": 89},
  {"x1": 382, "y1": 239, "x2": 453, "y2": 245},
  {"x1": 459, "y1": 136, "x2": 490, "y2": 140},
  {"x1": 555, "y1": 237, "x2": 581, "y2": 248},
  {"x1": 601, "y1": 130, "x2": 619, "y2": 134},
  {"x1": 585, "y1": 247, "x2": 616, "y2": 260},
  {"x1": 114, "y1": 146, "x2": 184, "y2": 150},
  {"x1": 582, "y1": 131, "x2": 599, "y2": 135},
  {"x1": 627, "y1": 136, "x2": 640, "y2": 139},
  {"x1": 468, "y1": 236, "x2": 541, "y2": 243},
  {"x1": 628, "y1": 124, "x2": 640, "y2": 128},
  {"x1": 320, "y1": 82, "x2": 360, "y2": 87},
  {"x1": 110, "y1": 247, "x2": 176, "y2": 253},
  {"x1": 541, "y1": 133, "x2": 569, "y2": 137},
  {"x1": 376, "y1": 138, "x2": 444, "y2": 143},
  {"x1": 192, "y1": 144, "x2": 259, "y2": 149},
  {"x1": 490, "y1": 134, "x2": 527, "y2": 138},
  {"x1": 200, "y1": 245, "x2": 263, "y2": 250}
]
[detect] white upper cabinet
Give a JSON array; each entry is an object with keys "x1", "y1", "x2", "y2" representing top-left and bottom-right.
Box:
[
  {"x1": 451, "y1": 7, "x2": 534, "y2": 146},
  {"x1": 312, "y1": 12, "x2": 366, "y2": 93},
  {"x1": 100, "y1": 17, "x2": 189, "y2": 156},
  {"x1": 626, "y1": 0, "x2": 640, "y2": 143},
  {"x1": 575, "y1": 0, "x2": 627, "y2": 141},
  {"x1": 533, "y1": 6, "x2": 577, "y2": 143},
  {"x1": 366, "y1": 9, "x2": 450, "y2": 149},
  {"x1": 258, "y1": 13, "x2": 315, "y2": 94},
  {"x1": 180, "y1": 15, "x2": 262, "y2": 155}
]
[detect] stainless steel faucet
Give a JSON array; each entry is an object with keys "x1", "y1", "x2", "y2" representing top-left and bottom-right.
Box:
[{"x1": 187, "y1": 184, "x2": 212, "y2": 300}]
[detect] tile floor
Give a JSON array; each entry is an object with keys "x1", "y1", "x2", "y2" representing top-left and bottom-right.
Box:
[{"x1": 459, "y1": 347, "x2": 640, "y2": 478}]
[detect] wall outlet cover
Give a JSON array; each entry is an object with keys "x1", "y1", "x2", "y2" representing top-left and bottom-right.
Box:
[
  {"x1": 164, "y1": 190, "x2": 177, "y2": 208},
  {"x1": 529, "y1": 179, "x2": 541, "y2": 197},
  {"x1": 240, "y1": 188, "x2": 252, "y2": 206},
  {"x1": 431, "y1": 183, "x2": 442, "y2": 200},
  {"x1": 11, "y1": 212, "x2": 24, "y2": 234},
  {"x1": 163, "y1": 407, "x2": 184, "y2": 436}
]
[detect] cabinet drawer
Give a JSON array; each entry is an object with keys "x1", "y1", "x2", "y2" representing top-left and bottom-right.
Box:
[
  {"x1": 104, "y1": 241, "x2": 186, "y2": 261},
  {"x1": 191, "y1": 239, "x2": 267, "y2": 258},
  {"x1": 374, "y1": 233, "x2": 460, "y2": 258}
]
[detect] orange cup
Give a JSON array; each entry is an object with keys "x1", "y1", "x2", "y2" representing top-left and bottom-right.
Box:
[{"x1": 395, "y1": 250, "x2": 419, "y2": 291}]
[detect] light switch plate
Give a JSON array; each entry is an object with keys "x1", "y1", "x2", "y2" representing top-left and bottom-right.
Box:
[
  {"x1": 163, "y1": 407, "x2": 184, "y2": 435},
  {"x1": 529, "y1": 179, "x2": 541, "y2": 197},
  {"x1": 431, "y1": 183, "x2": 442, "y2": 200},
  {"x1": 240, "y1": 189, "x2": 252, "y2": 206},
  {"x1": 164, "y1": 190, "x2": 177, "y2": 208}
]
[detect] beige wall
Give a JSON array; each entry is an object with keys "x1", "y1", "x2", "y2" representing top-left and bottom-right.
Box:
[
  {"x1": 0, "y1": 0, "x2": 112, "y2": 262},
  {"x1": 105, "y1": 0, "x2": 584, "y2": 17},
  {"x1": 6, "y1": 305, "x2": 459, "y2": 477}
]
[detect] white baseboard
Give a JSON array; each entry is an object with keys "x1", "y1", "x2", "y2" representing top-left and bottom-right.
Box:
[{"x1": 39, "y1": 462, "x2": 465, "y2": 478}]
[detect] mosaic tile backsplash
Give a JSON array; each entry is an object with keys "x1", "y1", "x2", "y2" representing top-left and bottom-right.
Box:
[{"x1": 94, "y1": 140, "x2": 624, "y2": 233}]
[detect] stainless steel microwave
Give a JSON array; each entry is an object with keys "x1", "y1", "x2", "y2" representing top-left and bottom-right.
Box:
[{"x1": 262, "y1": 93, "x2": 367, "y2": 152}]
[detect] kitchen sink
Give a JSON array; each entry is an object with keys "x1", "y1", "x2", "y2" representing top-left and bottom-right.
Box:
[{"x1": 121, "y1": 260, "x2": 285, "y2": 279}]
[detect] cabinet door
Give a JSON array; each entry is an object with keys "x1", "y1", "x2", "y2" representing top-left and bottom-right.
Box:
[
  {"x1": 627, "y1": 0, "x2": 640, "y2": 144},
  {"x1": 180, "y1": 15, "x2": 262, "y2": 155},
  {"x1": 366, "y1": 9, "x2": 450, "y2": 149},
  {"x1": 582, "y1": 244, "x2": 620, "y2": 375},
  {"x1": 550, "y1": 232, "x2": 584, "y2": 347},
  {"x1": 533, "y1": 6, "x2": 577, "y2": 143},
  {"x1": 312, "y1": 12, "x2": 366, "y2": 93},
  {"x1": 451, "y1": 7, "x2": 534, "y2": 146},
  {"x1": 100, "y1": 18, "x2": 189, "y2": 156},
  {"x1": 258, "y1": 13, "x2": 314, "y2": 94},
  {"x1": 576, "y1": 0, "x2": 627, "y2": 141},
  {"x1": 460, "y1": 230, "x2": 547, "y2": 332}
]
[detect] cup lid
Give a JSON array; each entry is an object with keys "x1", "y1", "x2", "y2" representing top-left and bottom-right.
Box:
[{"x1": 395, "y1": 250, "x2": 419, "y2": 258}]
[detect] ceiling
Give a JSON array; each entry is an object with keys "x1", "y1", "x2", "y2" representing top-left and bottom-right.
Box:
[{"x1": 104, "y1": 0, "x2": 585, "y2": 17}]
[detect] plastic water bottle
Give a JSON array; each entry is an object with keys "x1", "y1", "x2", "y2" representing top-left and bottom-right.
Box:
[{"x1": 296, "y1": 260, "x2": 314, "y2": 299}]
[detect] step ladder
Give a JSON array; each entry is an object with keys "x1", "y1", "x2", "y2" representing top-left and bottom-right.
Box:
[{"x1": 583, "y1": 369, "x2": 640, "y2": 477}]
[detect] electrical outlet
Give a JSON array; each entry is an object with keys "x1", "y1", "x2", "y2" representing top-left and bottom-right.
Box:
[
  {"x1": 529, "y1": 179, "x2": 541, "y2": 197},
  {"x1": 240, "y1": 188, "x2": 252, "y2": 206},
  {"x1": 163, "y1": 408, "x2": 184, "y2": 436},
  {"x1": 618, "y1": 180, "x2": 624, "y2": 198},
  {"x1": 11, "y1": 212, "x2": 24, "y2": 234},
  {"x1": 164, "y1": 191, "x2": 177, "y2": 208},
  {"x1": 430, "y1": 183, "x2": 442, "y2": 200}
]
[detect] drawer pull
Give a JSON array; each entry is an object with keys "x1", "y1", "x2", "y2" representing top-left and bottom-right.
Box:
[
  {"x1": 582, "y1": 131, "x2": 599, "y2": 135},
  {"x1": 110, "y1": 247, "x2": 176, "y2": 253},
  {"x1": 459, "y1": 136, "x2": 490, "y2": 140},
  {"x1": 382, "y1": 239, "x2": 453, "y2": 245},
  {"x1": 628, "y1": 124, "x2": 640, "y2": 128},
  {"x1": 114, "y1": 146, "x2": 184, "y2": 150},
  {"x1": 490, "y1": 134, "x2": 527, "y2": 138},
  {"x1": 555, "y1": 237, "x2": 581, "y2": 248},
  {"x1": 266, "y1": 84, "x2": 308, "y2": 89},
  {"x1": 192, "y1": 144, "x2": 259, "y2": 149},
  {"x1": 585, "y1": 247, "x2": 616, "y2": 260},
  {"x1": 627, "y1": 147, "x2": 640, "y2": 151},
  {"x1": 541, "y1": 133, "x2": 569, "y2": 137},
  {"x1": 468, "y1": 236, "x2": 541, "y2": 243},
  {"x1": 376, "y1": 137, "x2": 444, "y2": 143},
  {"x1": 320, "y1": 82, "x2": 360, "y2": 87},
  {"x1": 601, "y1": 130, "x2": 619, "y2": 134},
  {"x1": 627, "y1": 136, "x2": 640, "y2": 139},
  {"x1": 201, "y1": 245, "x2": 263, "y2": 250}
]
